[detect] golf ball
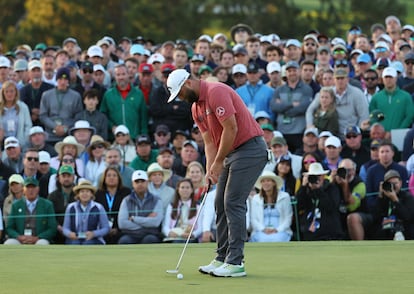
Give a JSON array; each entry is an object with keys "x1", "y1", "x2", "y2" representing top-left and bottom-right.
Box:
[{"x1": 177, "y1": 273, "x2": 183, "y2": 280}]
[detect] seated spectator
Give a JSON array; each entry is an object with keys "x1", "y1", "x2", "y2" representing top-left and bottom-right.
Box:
[
  {"x1": 296, "y1": 152, "x2": 324, "y2": 189},
  {"x1": 162, "y1": 178, "x2": 201, "y2": 242},
  {"x1": 62, "y1": 180, "x2": 110, "y2": 245},
  {"x1": 111, "y1": 125, "x2": 136, "y2": 166},
  {"x1": 2, "y1": 136, "x2": 24, "y2": 173},
  {"x1": 24, "y1": 126, "x2": 57, "y2": 157},
  {"x1": 95, "y1": 166, "x2": 130, "y2": 244},
  {"x1": 372, "y1": 170, "x2": 414, "y2": 240},
  {"x1": 3, "y1": 174, "x2": 24, "y2": 227},
  {"x1": 20, "y1": 148, "x2": 43, "y2": 183},
  {"x1": 152, "y1": 124, "x2": 173, "y2": 150},
  {"x1": 101, "y1": 148, "x2": 134, "y2": 189},
  {"x1": 156, "y1": 146, "x2": 182, "y2": 189},
  {"x1": 185, "y1": 161, "x2": 206, "y2": 202},
  {"x1": 47, "y1": 165, "x2": 77, "y2": 243},
  {"x1": 296, "y1": 162, "x2": 343, "y2": 240},
  {"x1": 50, "y1": 135, "x2": 85, "y2": 177},
  {"x1": 74, "y1": 89, "x2": 108, "y2": 140},
  {"x1": 340, "y1": 126, "x2": 370, "y2": 174},
  {"x1": 331, "y1": 159, "x2": 368, "y2": 239},
  {"x1": 171, "y1": 129, "x2": 189, "y2": 158},
  {"x1": 146, "y1": 162, "x2": 175, "y2": 213},
  {"x1": 322, "y1": 136, "x2": 342, "y2": 172},
  {"x1": 48, "y1": 154, "x2": 84, "y2": 194},
  {"x1": 84, "y1": 135, "x2": 110, "y2": 186},
  {"x1": 199, "y1": 185, "x2": 218, "y2": 243},
  {"x1": 250, "y1": 171, "x2": 292, "y2": 242},
  {"x1": 273, "y1": 156, "x2": 296, "y2": 195},
  {"x1": 172, "y1": 140, "x2": 201, "y2": 178},
  {"x1": 129, "y1": 134, "x2": 158, "y2": 171},
  {"x1": 0, "y1": 148, "x2": 15, "y2": 207},
  {"x1": 5, "y1": 178, "x2": 56, "y2": 245},
  {"x1": 359, "y1": 139, "x2": 381, "y2": 183},
  {"x1": 118, "y1": 170, "x2": 163, "y2": 244},
  {"x1": 69, "y1": 120, "x2": 95, "y2": 165},
  {"x1": 296, "y1": 128, "x2": 324, "y2": 158}
]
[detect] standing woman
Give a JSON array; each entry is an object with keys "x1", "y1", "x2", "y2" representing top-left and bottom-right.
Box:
[
  {"x1": 85, "y1": 135, "x2": 110, "y2": 186},
  {"x1": 95, "y1": 166, "x2": 131, "y2": 244},
  {"x1": 162, "y1": 178, "x2": 201, "y2": 242},
  {"x1": 62, "y1": 180, "x2": 110, "y2": 245},
  {"x1": 185, "y1": 161, "x2": 205, "y2": 202},
  {"x1": 0, "y1": 81, "x2": 32, "y2": 146},
  {"x1": 250, "y1": 171, "x2": 292, "y2": 242}
]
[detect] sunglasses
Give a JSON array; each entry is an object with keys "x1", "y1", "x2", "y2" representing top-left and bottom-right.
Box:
[
  {"x1": 364, "y1": 77, "x2": 377, "y2": 81},
  {"x1": 26, "y1": 157, "x2": 39, "y2": 162},
  {"x1": 375, "y1": 47, "x2": 387, "y2": 53},
  {"x1": 116, "y1": 133, "x2": 127, "y2": 137},
  {"x1": 62, "y1": 158, "x2": 75, "y2": 163},
  {"x1": 92, "y1": 144, "x2": 105, "y2": 150},
  {"x1": 83, "y1": 69, "x2": 93, "y2": 74},
  {"x1": 333, "y1": 50, "x2": 346, "y2": 55},
  {"x1": 304, "y1": 159, "x2": 316, "y2": 164},
  {"x1": 157, "y1": 132, "x2": 167, "y2": 137},
  {"x1": 305, "y1": 43, "x2": 316, "y2": 47},
  {"x1": 346, "y1": 135, "x2": 358, "y2": 139},
  {"x1": 335, "y1": 59, "x2": 348, "y2": 66},
  {"x1": 405, "y1": 60, "x2": 414, "y2": 65}
]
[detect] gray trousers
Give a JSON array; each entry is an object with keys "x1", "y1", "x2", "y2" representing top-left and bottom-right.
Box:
[{"x1": 215, "y1": 136, "x2": 268, "y2": 265}]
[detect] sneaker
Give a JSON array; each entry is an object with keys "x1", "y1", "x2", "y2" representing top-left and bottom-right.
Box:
[
  {"x1": 198, "y1": 260, "x2": 224, "y2": 274},
  {"x1": 210, "y1": 263, "x2": 246, "y2": 277}
]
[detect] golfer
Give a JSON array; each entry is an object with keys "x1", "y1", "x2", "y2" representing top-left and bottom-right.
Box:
[{"x1": 167, "y1": 69, "x2": 268, "y2": 277}]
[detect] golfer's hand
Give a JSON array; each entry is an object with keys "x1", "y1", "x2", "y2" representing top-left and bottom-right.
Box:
[{"x1": 208, "y1": 161, "x2": 223, "y2": 184}]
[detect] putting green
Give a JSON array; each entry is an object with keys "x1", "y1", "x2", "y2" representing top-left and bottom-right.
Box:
[{"x1": 2, "y1": 242, "x2": 414, "y2": 293}]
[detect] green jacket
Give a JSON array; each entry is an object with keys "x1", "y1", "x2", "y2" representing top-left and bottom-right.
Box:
[
  {"x1": 6, "y1": 197, "x2": 57, "y2": 241},
  {"x1": 129, "y1": 149, "x2": 159, "y2": 171},
  {"x1": 369, "y1": 87, "x2": 414, "y2": 131},
  {"x1": 100, "y1": 84, "x2": 148, "y2": 139}
]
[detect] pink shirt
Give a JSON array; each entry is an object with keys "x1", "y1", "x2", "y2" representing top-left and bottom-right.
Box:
[{"x1": 193, "y1": 81, "x2": 263, "y2": 150}]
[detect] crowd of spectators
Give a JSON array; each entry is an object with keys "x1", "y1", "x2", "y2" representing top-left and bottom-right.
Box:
[{"x1": 1, "y1": 15, "x2": 414, "y2": 244}]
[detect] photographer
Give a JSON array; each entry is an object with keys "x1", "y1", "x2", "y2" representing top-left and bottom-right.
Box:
[
  {"x1": 372, "y1": 170, "x2": 414, "y2": 240},
  {"x1": 331, "y1": 159, "x2": 368, "y2": 240},
  {"x1": 296, "y1": 162, "x2": 344, "y2": 240}
]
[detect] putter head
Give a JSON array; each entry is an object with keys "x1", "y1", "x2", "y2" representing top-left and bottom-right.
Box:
[{"x1": 166, "y1": 269, "x2": 179, "y2": 274}]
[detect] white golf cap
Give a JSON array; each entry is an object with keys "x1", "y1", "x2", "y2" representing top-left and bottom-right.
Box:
[
  {"x1": 132, "y1": 170, "x2": 148, "y2": 181},
  {"x1": 0, "y1": 56, "x2": 11, "y2": 68},
  {"x1": 28, "y1": 60, "x2": 42, "y2": 71},
  {"x1": 148, "y1": 53, "x2": 165, "y2": 64},
  {"x1": 382, "y1": 66, "x2": 397, "y2": 78},
  {"x1": 114, "y1": 125, "x2": 129, "y2": 135},
  {"x1": 38, "y1": 151, "x2": 51, "y2": 163},
  {"x1": 166, "y1": 69, "x2": 190, "y2": 103},
  {"x1": 93, "y1": 64, "x2": 105, "y2": 72},
  {"x1": 324, "y1": 136, "x2": 342, "y2": 148},
  {"x1": 87, "y1": 45, "x2": 103, "y2": 58},
  {"x1": 266, "y1": 61, "x2": 281, "y2": 74},
  {"x1": 232, "y1": 63, "x2": 247, "y2": 75}
]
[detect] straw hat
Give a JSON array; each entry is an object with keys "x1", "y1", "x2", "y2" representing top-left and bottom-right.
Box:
[
  {"x1": 54, "y1": 136, "x2": 85, "y2": 155},
  {"x1": 87, "y1": 135, "x2": 110, "y2": 152},
  {"x1": 147, "y1": 162, "x2": 171, "y2": 183},
  {"x1": 73, "y1": 180, "x2": 97, "y2": 194},
  {"x1": 255, "y1": 170, "x2": 283, "y2": 190}
]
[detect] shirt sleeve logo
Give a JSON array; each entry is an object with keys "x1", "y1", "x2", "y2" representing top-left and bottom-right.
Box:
[{"x1": 216, "y1": 106, "x2": 225, "y2": 117}]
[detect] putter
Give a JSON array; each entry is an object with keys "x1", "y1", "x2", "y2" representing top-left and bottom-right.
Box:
[{"x1": 166, "y1": 180, "x2": 212, "y2": 274}]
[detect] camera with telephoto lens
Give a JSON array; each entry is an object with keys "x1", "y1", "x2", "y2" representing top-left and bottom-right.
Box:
[
  {"x1": 382, "y1": 181, "x2": 394, "y2": 192},
  {"x1": 336, "y1": 167, "x2": 348, "y2": 179},
  {"x1": 308, "y1": 175, "x2": 319, "y2": 184}
]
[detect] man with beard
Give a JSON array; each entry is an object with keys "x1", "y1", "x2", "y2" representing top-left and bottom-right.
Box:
[
  {"x1": 100, "y1": 148, "x2": 134, "y2": 189},
  {"x1": 100, "y1": 64, "x2": 148, "y2": 140},
  {"x1": 166, "y1": 69, "x2": 268, "y2": 277},
  {"x1": 20, "y1": 60, "x2": 54, "y2": 126}
]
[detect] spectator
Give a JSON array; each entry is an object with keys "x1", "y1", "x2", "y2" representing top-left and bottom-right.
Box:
[
  {"x1": 362, "y1": 69, "x2": 380, "y2": 105},
  {"x1": 274, "y1": 156, "x2": 297, "y2": 196},
  {"x1": 25, "y1": 126, "x2": 57, "y2": 157},
  {"x1": 340, "y1": 126, "x2": 370, "y2": 173},
  {"x1": 118, "y1": 170, "x2": 163, "y2": 244},
  {"x1": 85, "y1": 135, "x2": 110, "y2": 187},
  {"x1": 152, "y1": 124, "x2": 172, "y2": 150},
  {"x1": 230, "y1": 64, "x2": 248, "y2": 89},
  {"x1": 69, "y1": 120, "x2": 96, "y2": 165},
  {"x1": 111, "y1": 125, "x2": 136, "y2": 166},
  {"x1": 266, "y1": 61, "x2": 283, "y2": 89},
  {"x1": 39, "y1": 67, "x2": 83, "y2": 144},
  {"x1": 3, "y1": 174, "x2": 24, "y2": 227},
  {"x1": 129, "y1": 134, "x2": 159, "y2": 171},
  {"x1": 146, "y1": 162, "x2": 175, "y2": 213},
  {"x1": 0, "y1": 80, "x2": 32, "y2": 146},
  {"x1": 62, "y1": 180, "x2": 110, "y2": 245},
  {"x1": 162, "y1": 178, "x2": 201, "y2": 243},
  {"x1": 20, "y1": 148, "x2": 43, "y2": 180},
  {"x1": 185, "y1": 161, "x2": 206, "y2": 202},
  {"x1": 323, "y1": 135, "x2": 343, "y2": 172},
  {"x1": 369, "y1": 67, "x2": 414, "y2": 132},
  {"x1": 271, "y1": 60, "x2": 313, "y2": 153},
  {"x1": 283, "y1": 39, "x2": 302, "y2": 64},
  {"x1": 95, "y1": 166, "x2": 131, "y2": 244},
  {"x1": 102, "y1": 148, "x2": 134, "y2": 189},
  {"x1": 156, "y1": 147, "x2": 182, "y2": 190},
  {"x1": 173, "y1": 140, "x2": 201, "y2": 178},
  {"x1": 74, "y1": 89, "x2": 108, "y2": 140},
  {"x1": 296, "y1": 128, "x2": 323, "y2": 157},
  {"x1": 309, "y1": 86, "x2": 339, "y2": 136},
  {"x1": 48, "y1": 153, "x2": 84, "y2": 195},
  {"x1": 250, "y1": 170, "x2": 292, "y2": 242},
  {"x1": 2, "y1": 137, "x2": 24, "y2": 173},
  {"x1": 50, "y1": 135, "x2": 85, "y2": 177},
  {"x1": 19, "y1": 60, "x2": 54, "y2": 127},
  {"x1": 0, "y1": 148, "x2": 17, "y2": 206},
  {"x1": 100, "y1": 64, "x2": 148, "y2": 140},
  {"x1": 359, "y1": 139, "x2": 381, "y2": 183},
  {"x1": 5, "y1": 177, "x2": 56, "y2": 245},
  {"x1": 73, "y1": 61, "x2": 106, "y2": 106},
  {"x1": 230, "y1": 23, "x2": 253, "y2": 46},
  {"x1": 306, "y1": 68, "x2": 369, "y2": 136},
  {"x1": 372, "y1": 169, "x2": 414, "y2": 240},
  {"x1": 300, "y1": 60, "x2": 320, "y2": 97},
  {"x1": 296, "y1": 162, "x2": 343, "y2": 240},
  {"x1": 136, "y1": 63, "x2": 161, "y2": 107}
]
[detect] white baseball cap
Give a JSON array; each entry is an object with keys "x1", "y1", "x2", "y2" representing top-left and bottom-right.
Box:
[
  {"x1": 382, "y1": 67, "x2": 397, "y2": 78},
  {"x1": 232, "y1": 63, "x2": 247, "y2": 75},
  {"x1": 132, "y1": 170, "x2": 148, "y2": 182},
  {"x1": 28, "y1": 60, "x2": 42, "y2": 71},
  {"x1": 38, "y1": 151, "x2": 51, "y2": 163},
  {"x1": 0, "y1": 56, "x2": 11, "y2": 68},
  {"x1": 266, "y1": 61, "x2": 281, "y2": 74},
  {"x1": 87, "y1": 45, "x2": 103, "y2": 58},
  {"x1": 93, "y1": 64, "x2": 105, "y2": 72},
  {"x1": 166, "y1": 69, "x2": 190, "y2": 103},
  {"x1": 324, "y1": 136, "x2": 342, "y2": 148},
  {"x1": 114, "y1": 125, "x2": 129, "y2": 135},
  {"x1": 148, "y1": 53, "x2": 165, "y2": 64}
]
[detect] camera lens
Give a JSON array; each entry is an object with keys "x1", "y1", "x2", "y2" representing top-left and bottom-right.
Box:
[
  {"x1": 308, "y1": 175, "x2": 318, "y2": 184},
  {"x1": 337, "y1": 167, "x2": 347, "y2": 179}
]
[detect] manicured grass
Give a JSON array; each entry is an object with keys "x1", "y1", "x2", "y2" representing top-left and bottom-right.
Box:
[{"x1": 3, "y1": 242, "x2": 414, "y2": 293}]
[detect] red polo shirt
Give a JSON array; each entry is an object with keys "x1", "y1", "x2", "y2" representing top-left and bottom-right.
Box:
[{"x1": 193, "y1": 81, "x2": 263, "y2": 150}]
